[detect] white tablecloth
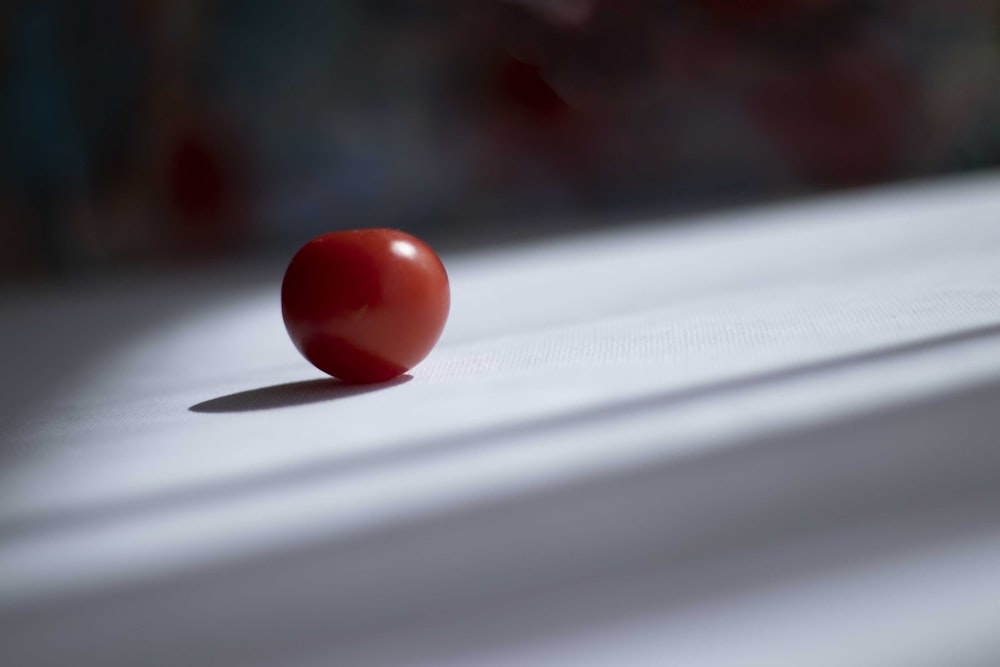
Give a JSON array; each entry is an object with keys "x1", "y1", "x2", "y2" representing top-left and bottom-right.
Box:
[{"x1": 3, "y1": 173, "x2": 1000, "y2": 666}]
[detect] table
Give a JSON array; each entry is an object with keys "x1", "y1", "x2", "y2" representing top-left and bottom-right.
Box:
[{"x1": 3, "y1": 172, "x2": 1000, "y2": 666}]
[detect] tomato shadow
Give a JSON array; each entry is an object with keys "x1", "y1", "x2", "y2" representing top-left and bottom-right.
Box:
[{"x1": 190, "y1": 374, "x2": 411, "y2": 413}]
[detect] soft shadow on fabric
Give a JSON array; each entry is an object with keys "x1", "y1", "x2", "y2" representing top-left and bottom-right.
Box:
[{"x1": 190, "y1": 375, "x2": 412, "y2": 413}]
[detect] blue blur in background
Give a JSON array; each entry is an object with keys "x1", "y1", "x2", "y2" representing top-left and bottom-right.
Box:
[{"x1": 1, "y1": 0, "x2": 999, "y2": 276}]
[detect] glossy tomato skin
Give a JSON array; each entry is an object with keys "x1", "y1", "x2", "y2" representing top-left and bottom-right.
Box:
[{"x1": 281, "y1": 229, "x2": 450, "y2": 383}]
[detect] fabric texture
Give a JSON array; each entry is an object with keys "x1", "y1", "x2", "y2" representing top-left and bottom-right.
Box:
[{"x1": 2, "y1": 173, "x2": 1000, "y2": 666}]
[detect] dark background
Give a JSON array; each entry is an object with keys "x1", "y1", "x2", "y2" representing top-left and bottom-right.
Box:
[{"x1": 2, "y1": 0, "x2": 999, "y2": 279}]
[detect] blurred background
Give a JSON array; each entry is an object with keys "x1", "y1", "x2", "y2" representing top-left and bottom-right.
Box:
[{"x1": 1, "y1": 0, "x2": 999, "y2": 279}]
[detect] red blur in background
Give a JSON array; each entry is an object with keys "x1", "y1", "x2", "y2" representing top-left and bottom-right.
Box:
[{"x1": 1, "y1": 0, "x2": 998, "y2": 277}]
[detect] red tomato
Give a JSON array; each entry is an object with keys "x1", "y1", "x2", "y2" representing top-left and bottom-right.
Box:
[{"x1": 281, "y1": 229, "x2": 450, "y2": 384}]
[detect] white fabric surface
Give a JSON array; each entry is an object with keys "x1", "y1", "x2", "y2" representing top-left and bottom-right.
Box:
[{"x1": 2, "y1": 172, "x2": 1000, "y2": 666}]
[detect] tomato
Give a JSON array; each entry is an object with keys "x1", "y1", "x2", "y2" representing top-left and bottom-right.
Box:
[{"x1": 281, "y1": 229, "x2": 450, "y2": 384}]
